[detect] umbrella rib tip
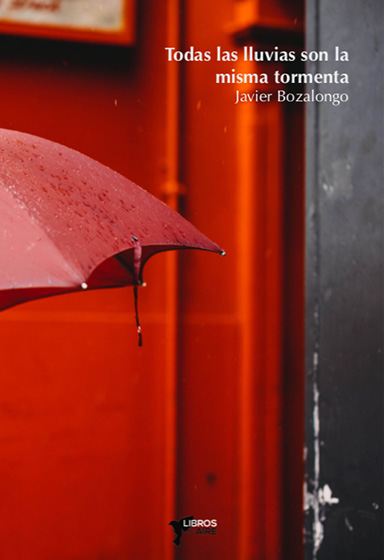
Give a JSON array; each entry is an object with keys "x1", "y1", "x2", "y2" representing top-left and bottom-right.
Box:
[
  {"x1": 220, "y1": 250, "x2": 226, "y2": 257},
  {"x1": 81, "y1": 282, "x2": 88, "y2": 290}
]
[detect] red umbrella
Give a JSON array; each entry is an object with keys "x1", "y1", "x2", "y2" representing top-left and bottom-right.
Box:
[{"x1": 0, "y1": 129, "x2": 224, "y2": 344}]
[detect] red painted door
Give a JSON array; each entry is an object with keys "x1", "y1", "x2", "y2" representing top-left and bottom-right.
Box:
[{"x1": 0, "y1": 1, "x2": 304, "y2": 558}]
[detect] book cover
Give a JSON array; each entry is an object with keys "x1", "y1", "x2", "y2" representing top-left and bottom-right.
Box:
[{"x1": 0, "y1": 1, "x2": 381, "y2": 559}]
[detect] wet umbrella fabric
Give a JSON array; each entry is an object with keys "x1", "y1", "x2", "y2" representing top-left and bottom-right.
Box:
[{"x1": 0, "y1": 129, "x2": 223, "y2": 341}]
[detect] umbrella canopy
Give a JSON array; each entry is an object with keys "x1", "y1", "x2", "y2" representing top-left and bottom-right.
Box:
[{"x1": 0, "y1": 128, "x2": 224, "y2": 316}]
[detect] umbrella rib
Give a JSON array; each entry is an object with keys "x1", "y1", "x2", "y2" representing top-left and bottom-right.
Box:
[
  {"x1": 0, "y1": 184, "x2": 87, "y2": 288},
  {"x1": 13, "y1": 199, "x2": 86, "y2": 287},
  {"x1": 113, "y1": 254, "x2": 135, "y2": 280}
]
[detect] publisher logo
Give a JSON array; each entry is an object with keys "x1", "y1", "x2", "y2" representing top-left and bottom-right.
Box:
[{"x1": 168, "y1": 516, "x2": 218, "y2": 546}]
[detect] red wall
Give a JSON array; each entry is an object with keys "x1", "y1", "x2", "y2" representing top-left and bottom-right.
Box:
[{"x1": 0, "y1": 1, "x2": 304, "y2": 558}]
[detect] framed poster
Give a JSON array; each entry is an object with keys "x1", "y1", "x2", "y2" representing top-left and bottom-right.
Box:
[{"x1": 0, "y1": 0, "x2": 135, "y2": 45}]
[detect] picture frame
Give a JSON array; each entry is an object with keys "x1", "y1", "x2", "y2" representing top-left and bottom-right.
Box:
[{"x1": 0, "y1": 0, "x2": 135, "y2": 45}]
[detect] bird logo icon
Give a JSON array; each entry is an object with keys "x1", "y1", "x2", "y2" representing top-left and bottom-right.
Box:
[{"x1": 168, "y1": 515, "x2": 194, "y2": 546}]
